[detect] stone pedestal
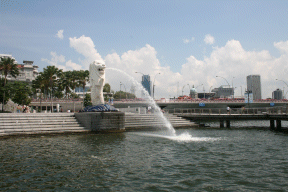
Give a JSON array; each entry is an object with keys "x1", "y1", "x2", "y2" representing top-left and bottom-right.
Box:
[{"x1": 75, "y1": 112, "x2": 125, "y2": 133}]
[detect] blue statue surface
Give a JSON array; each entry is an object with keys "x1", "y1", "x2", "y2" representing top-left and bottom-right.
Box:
[{"x1": 80, "y1": 104, "x2": 119, "y2": 112}]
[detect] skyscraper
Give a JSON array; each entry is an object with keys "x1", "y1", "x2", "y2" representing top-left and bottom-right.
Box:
[
  {"x1": 141, "y1": 75, "x2": 151, "y2": 96},
  {"x1": 272, "y1": 89, "x2": 283, "y2": 100},
  {"x1": 246, "y1": 75, "x2": 262, "y2": 100}
]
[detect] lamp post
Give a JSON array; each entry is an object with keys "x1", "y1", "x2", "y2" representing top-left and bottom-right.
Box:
[
  {"x1": 119, "y1": 82, "x2": 122, "y2": 100},
  {"x1": 203, "y1": 85, "x2": 205, "y2": 99},
  {"x1": 120, "y1": 82, "x2": 127, "y2": 99},
  {"x1": 187, "y1": 84, "x2": 190, "y2": 90},
  {"x1": 152, "y1": 72, "x2": 161, "y2": 99},
  {"x1": 216, "y1": 76, "x2": 230, "y2": 87},
  {"x1": 181, "y1": 85, "x2": 186, "y2": 96},
  {"x1": 232, "y1": 77, "x2": 235, "y2": 98}
]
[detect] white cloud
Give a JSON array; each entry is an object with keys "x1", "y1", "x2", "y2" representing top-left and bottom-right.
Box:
[
  {"x1": 181, "y1": 39, "x2": 288, "y2": 99},
  {"x1": 41, "y1": 52, "x2": 82, "y2": 71},
  {"x1": 204, "y1": 34, "x2": 215, "y2": 45},
  {"x1": 104, "y1": 44, "x2": 182, "y2": 98},
  {"x1": 69, "y1": 35, "x2": 103, "y2": 69},
  {"x1": 44, "y1": 34, "x2": 288, "y2": 99},
  {"x1": 56, "y1": 30, "x2": 64, "y2": 39},
  {"x1": 183, "y1": 37, "x2": 195, "y2": 44}
]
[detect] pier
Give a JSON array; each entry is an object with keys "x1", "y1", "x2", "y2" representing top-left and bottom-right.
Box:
[{"x1": 174, "y1": 107, "x2": 288, "y2": 130}]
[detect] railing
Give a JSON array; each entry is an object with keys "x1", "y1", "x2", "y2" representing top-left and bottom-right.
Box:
[
  {"x1": 164, "y1": 107, "x2": 288, "y2": 115},
  {"x1": 31, "y1": 98, "x2": 83, "y2": 103}
]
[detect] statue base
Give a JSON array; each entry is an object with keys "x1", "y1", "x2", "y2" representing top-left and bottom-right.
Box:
[
  {"x1": 80, "y1": 104, "x2": 119, "y2": 112},
  {"x1": 75, "y1": 111, "x2": 125, "y2": 133}
]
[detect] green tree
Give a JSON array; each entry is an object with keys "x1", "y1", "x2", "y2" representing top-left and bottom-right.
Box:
[
  {"x1": 0, "y1": 57, "x2": 19, "y2": 85},
  {"x1": 83, "y1": 93, "x2": 92, "y2": 107},
  {"x1": 0, "y1": 57, "x2": 20, "y2": 111},
  {"x1": 103, "y1": 83, "x2": 111, "y2": 93},
  {"x1": 9, "y1": 81, "x2": 32, "y2": 105},
  {"x1": 77, "y1": 70, "x2": 89, "y2": 106},
  {"x1": 59, "y1": 71, "x2": 74, "y2": 98},
  {"x1": 32, "y1": 66, "x2": 63, "y2": 99},
  {"x1": 0, "y1": 78, "x2": 10, "y2": 105},
  {"x1": 113, "y1": 91, "x2": 136, "y2": 100}
]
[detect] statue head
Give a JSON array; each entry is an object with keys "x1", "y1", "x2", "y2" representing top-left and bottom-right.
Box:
[{"x1": 91, "y1": 60, "x2": 106, "y2": 78}]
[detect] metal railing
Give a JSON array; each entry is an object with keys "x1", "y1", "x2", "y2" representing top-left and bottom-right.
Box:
[{"x1": 164, "y1": 107, "x2": 288, "y2": 115}]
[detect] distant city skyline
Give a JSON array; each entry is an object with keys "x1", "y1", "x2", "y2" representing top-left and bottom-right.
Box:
[{"x1": 1, "y1": 0, "x2": 288, "y2": 99}]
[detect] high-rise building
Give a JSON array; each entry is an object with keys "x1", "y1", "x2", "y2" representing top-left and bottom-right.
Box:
[
  {"x1": 247, "y1": 75, "x2": 261, "y2": 100},
  {"x1": 141, "y1": 75, "x2": 151, "y2": 96},
  {"x1": 272, "y1": 89, "x2": 283, "y2": 100}
]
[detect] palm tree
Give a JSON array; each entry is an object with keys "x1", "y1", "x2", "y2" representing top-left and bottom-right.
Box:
[
  {"x1": 60, "y1": 71, "x2": 74, "y2": 98},
  {"x1": 0, "y1": 57, "x2": 19, "y2": 85},
  {"x1": 42, "y1": 66, "x2": 63, "y2": 99},
  {"x1": 77, "y1": 70, "x2": 89, "y2": 107},
  {"x1": 0, "y1": 57, "x2": 19, "y2": 111}
]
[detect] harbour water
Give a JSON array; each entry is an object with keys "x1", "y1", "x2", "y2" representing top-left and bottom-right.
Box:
[{"x1": 1, "y1": 125, "x2": 288, "y2": 191}]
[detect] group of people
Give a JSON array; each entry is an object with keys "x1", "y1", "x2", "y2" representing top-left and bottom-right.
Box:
[{"x1": 17, "y1": 105, "x2": 30, "y2": 113}]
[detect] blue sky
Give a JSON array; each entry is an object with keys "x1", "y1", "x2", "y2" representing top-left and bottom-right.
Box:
[{"x1": 1, "y1": 0, "x2": 288, "y2": 99}]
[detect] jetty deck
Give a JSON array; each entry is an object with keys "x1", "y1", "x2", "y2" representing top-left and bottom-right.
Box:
[{"x1": 175, "y1": 108, "x2": 288, "y2": 130}]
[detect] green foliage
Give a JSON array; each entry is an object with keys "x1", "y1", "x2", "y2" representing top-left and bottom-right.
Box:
[
  {"x1": 0, "y1": 78, "x2": 9, "y2": 104},
  {"x1": 0, "y1": 81, "x2": 32, "y2": 105},
  {"x1": 10, "y1": 81, "x2": 32, "y2": 105},
  {"x1": 0, "y1": 57, "x2": 19, "y2": 85},
  {"x1": 0, "y1": 57, "x2": 20, "y2": 109},
  {"x1": 113, "y1": 91, "x2": 136, "y2": 99},
  {"x1": 83, "y1": 93, "x2": 92, "y2": 107},
  {"x1": 70, "y1": 92, "x2": 79, "y2": 99},
  {"x1": 32, "y1": 66, "x2": 63, "y2": 99},
  {"x1": 103, "y1": 83, "x2": 111, "y2": 93}
]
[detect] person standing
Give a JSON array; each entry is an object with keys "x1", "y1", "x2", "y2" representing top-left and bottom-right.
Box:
[{"x1": 227, "y1": 106, "x2": 230, "y2": 114}]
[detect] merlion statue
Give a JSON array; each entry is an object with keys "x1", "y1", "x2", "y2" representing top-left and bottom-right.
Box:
[{"x1": 89, "y1": 60, "x2": 106, "y2": 106}]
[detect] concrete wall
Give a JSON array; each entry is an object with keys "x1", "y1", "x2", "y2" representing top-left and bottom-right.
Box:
[{"x1": 74, "y1": 112, "x2": 125, "y2": 132}]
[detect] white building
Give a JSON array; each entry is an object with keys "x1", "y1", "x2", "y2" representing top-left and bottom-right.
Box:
[
  {"x1": 211, "y1": 85, "x2": 234, "y2": 98},
  {"x1": 247, "y1": 75, "x2": 261, "y2": 100},
  {"x1": 0, "y1": 54, "x2": 39, "y2": 83}
]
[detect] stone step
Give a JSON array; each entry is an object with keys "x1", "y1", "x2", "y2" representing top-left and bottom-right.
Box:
[
  {"x1": 0, "y1": 113, "x2": 86, "y2": 136},
  {"x1": 1, "y1": 123, "x2": 82, "y2": 129},
  {"x1": 0, "y1": 119, "x2": 78, "y2": 124},
  {"x1": 124, "y1": 113, "x2": 196, "y2": 129},
  {"x1": 0, "y1": 127, "x2": 90, "y2": 136}
]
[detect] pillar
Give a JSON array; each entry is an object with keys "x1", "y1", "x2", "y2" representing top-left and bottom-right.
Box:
[
  {"x1": 226, "y1": 120, "x2": 231, "y2": 128},
  {"x1": 276, "y1": 120, "x2": 282, "y2": 131},
  {"x1": 270, "y1": 120, "x2": 275, "y2": 130},
  {"x1": 220, "y1": 120, "x2": 224, "y2": 128}
]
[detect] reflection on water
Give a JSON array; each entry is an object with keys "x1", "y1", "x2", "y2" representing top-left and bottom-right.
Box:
[{"x1": 0, "y1": 128, "x2": 288, "y2": 191}]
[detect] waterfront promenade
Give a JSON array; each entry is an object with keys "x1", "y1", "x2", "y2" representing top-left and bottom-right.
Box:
[
  {"x1": 175, "y1": 107, "x2": 288, "y2": 130},
  {"x1": 29, "y1": 98, "x2": 288, "y2": 113}
]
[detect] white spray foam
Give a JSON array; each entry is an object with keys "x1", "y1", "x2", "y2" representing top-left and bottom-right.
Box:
[{"x1": 107, "y1": 68, "x2": 176, "y2": 136}]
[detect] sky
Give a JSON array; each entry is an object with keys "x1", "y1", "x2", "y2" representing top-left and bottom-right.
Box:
[{"x1": 1, "y1": 0, "x2": 288, "y2": 99}]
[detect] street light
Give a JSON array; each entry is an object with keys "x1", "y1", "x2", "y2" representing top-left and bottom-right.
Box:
[
  {"x1": 182, "y1": 85, "x2": 186, "y2": 96},
  {"x1": 232, "y1": 77, "x2": 235, "y2": 98},
  {"x1": 187, "y1": 84, "x2": 191, "y2": 90},
  {"x1": 152, "y1": 72, "x2": 161, "y2": 99},
  {"x1": 216, "y1": 76, "x2": 230, "y2": 87},
  {"x1": 276, "y1": 79, "x2": 288, "y2": 99},
  {"x1": 120, "y1": 82, "x2": 127, "y2": 100}
]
